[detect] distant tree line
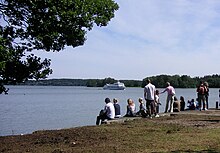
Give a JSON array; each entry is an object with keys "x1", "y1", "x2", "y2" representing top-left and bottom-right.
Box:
[
  {"x1": 18, "y1": 74, "x2": 220, "y2": 88},
  {"x1": 142, "y1": 74, "x2": 220, "y2": 88},
  {"x1": 19, "y1": 77, "x2": 142, "y2": 87}
]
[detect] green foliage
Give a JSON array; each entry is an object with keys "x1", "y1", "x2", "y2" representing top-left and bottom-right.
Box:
[
  {"x1": 0, "y1": 0, "x2": 119, "y2": 51},
  {"x1": 121, "y1": 79, "x2": 142, "y2": 87},
  {"x1": 142, "y1": 74, "x2": 220, "y2": 88},
  {"x1": 20, "y1": 74, "x2": 220, "y2": 88},
  {"x1": 86, "y1": 77, "x2": 142, "y2": 87},
  {"x1": 0, "y1": 0, "x2": 119, "y2": 94},
  {"x1": 21, "y1": 77, "x2": 142, "y2": 88}
]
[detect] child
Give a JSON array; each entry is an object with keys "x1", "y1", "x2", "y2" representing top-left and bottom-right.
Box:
[
  {"x1": 136, "y1": 98, "x2": 147, "y2": 117},
  {"x1": 154, "y1": 90, "x2": 160, "y2": 117}
]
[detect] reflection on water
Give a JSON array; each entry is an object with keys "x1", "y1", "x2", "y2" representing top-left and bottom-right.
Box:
[{"x1": 0, "y1": 86, "x2": 219, "y2": 136}]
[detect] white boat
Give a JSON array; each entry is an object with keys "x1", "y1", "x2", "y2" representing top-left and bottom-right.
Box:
[{"x1": 103, "y1": 81, "x2": 126, "y2": 90}]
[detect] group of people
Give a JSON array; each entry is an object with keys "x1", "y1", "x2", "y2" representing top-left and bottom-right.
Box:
[
  {"x1": 96, "y1": 97, "x2": 121, "y2": 125},
  {"x1": 96, "y1": 79, "x2": 176, "y2": 125},
  {"x1": 186, "y1": 81, "x2": 209, "y2": 111},
  {"x1": 143, "y1": 79, "x2": 185, "y2": 115},
  {"x1": 96, "y1": 80, "x2": 210, "y2": 125},
  {"x1": 196, "y1": 81, "x2": 209, "y2": 111},
  {"x1": 95, "y1": 96, "x2": 153, "y2": 125}
]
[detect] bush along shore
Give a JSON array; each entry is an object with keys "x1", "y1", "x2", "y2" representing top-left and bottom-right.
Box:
[{"x1": 0, "y1": 110, "x2": 220, "y2": 153}]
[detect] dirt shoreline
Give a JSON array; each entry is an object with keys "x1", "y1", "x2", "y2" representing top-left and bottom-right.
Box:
[{"x1": 1, "y1": 109, "x2": 220, "y2": 153}]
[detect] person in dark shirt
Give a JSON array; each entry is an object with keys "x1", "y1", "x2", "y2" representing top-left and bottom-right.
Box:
[
  {"x1": 113, "y1": 98, "x2": 121, "y2": 118},
  {"x1": 136, "y1": 98, "x2": 147, "y2": 117},
  {"x1": 204, "y1": 81, "x2": 209, "y2": 109},
  {"x1": 180, "y1": 96, "x2": 185, "y2": 111}
]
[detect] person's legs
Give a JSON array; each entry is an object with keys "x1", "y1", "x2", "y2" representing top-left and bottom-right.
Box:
[
  {"x1": 170, "y1": 95, "x2": 174, "y2": 113},
  {"x1": 156, "y1": 105, "x2": 159, "y2": 114},
  {"x1": 146, "y1": 100, "x2": 152, "y2": 117},
  {"x1": 150, "y1": 101, "x2": 156, "y2": 116},
  {"x1": 140, "y1": 110, "x2": 147, "y2": 117},
  {"x1": 96, "y1": 116, "x2": 101, "y2": 125},
  {"x1": 165, "y1": 96, "x2": 169, "y2": 113},
  {"x1": 198, "y1": 95, "x2": 202, "y2": 111},
  {"x1": 205, "y1": 95, "x2": 209, "y2": 109},
  {"x1": 96, "y1": 111, "x2": 110, "y2": 125},
  {"x1": 202, "y1": 96, "x2": 207, "y2": 110}
]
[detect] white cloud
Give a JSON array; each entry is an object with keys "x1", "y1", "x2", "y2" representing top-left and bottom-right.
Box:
[{"x1": 36, "y1": 0, "x2": 220, "y2": 80}]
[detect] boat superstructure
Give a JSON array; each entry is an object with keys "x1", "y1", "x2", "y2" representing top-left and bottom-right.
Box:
[{"x1": 103, "y1": 81, "x2": 126, "y2": 90}]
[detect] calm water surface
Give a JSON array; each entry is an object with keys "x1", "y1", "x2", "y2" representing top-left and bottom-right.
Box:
[{"x1": 0, "y1": 86, "x2": 219, "y2": 136}]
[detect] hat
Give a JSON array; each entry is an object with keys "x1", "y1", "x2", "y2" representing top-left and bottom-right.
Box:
[{"x1": 105, "y1": 98, "x2": 111, "y2": 103}]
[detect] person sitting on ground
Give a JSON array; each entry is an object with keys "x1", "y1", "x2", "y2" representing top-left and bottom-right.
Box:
[
  {"x1": 96, "y1": 97, "x2": 115, "y2": 125},
  {"x1": 136, "y1": 98, "x2": 147, "y2": 117},
  {"x1": 113, "y1": 98, "x2": 121, "y2": 118},
  {"x1": 180, "y1": 96, "x2": 185, "y2": 111},
  {"x1": 173, "y1": 96, "x2": 180, "y2": 112},
  {"x1": 124, "y1": 98, "x2": 136, "y2": 117},
  {"x1": 187, "y1": 99, "x2": 196, "y2": 110},
  {"x1": 195, "y1": 98, "x2": 199, "y2": 110}
]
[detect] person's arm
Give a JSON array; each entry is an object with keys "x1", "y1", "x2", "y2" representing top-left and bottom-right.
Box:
[
  {"x1": 160, "y1": 88, "x2": 167, "y2": 94},
  {"x1": 144, "y1": 87, "x2": 147, "y2": 100}
]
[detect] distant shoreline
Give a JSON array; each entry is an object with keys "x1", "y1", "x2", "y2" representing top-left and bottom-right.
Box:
[{"x1": 13, "y1": 74, "x2": 220, "y2": 88}]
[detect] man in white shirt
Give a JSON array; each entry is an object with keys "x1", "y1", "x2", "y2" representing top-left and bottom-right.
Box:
[
  {"x1": 104, "y1": 98, "x2": 115, "y2": 119},
  {"x1": 96, "y1": 97, "x2": 115, "y2": 125},
  {"x1": 144, "y1": 79, "x2": 156, "y2": 117}
]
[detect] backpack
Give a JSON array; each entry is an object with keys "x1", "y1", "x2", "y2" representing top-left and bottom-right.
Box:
[{"x1": 198, "y1": 86, "x2": 205, "y2": 95}]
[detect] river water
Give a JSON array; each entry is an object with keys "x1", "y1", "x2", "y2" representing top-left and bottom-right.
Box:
[{"x1": 0, "y1": 86, "x2": 219, "y2": 136}]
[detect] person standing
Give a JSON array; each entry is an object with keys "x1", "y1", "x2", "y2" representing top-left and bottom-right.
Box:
[
  {"x1": 204, "y1": 81, "x2": 209, "y2": 109},
  {"x1": 96, "y1": 97, "x2": 115, "y2": 125},
  {"x1": 160, "y1": 82, "x2": 176, "y2": 113},
  {"x1": 197, "y1": 82, "x2": 207, "y2": 111},
  {"x1": 155, "y1": 90, "x2": 160, "y2": 117},
  {"x1": 144, "y1": 79, "x2": 156, "y2": 118}
]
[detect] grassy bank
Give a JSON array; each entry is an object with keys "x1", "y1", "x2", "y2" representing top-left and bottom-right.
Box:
[{"x1": 0, "y1": 112, "x2": 220, "y2": 153}]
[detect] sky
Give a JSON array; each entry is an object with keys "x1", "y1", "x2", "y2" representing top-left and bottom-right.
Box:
[{"x1": 34, "y1": 0, "x2": 220, "y2": 80}]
